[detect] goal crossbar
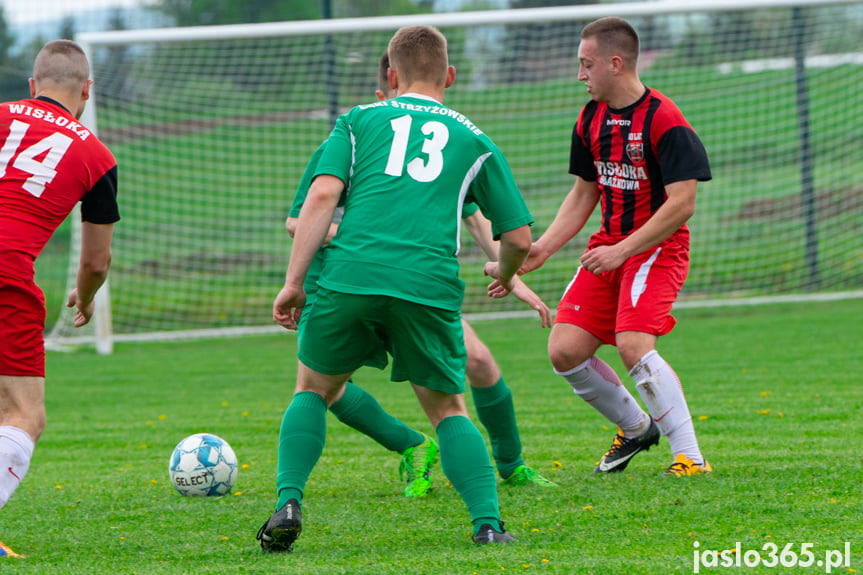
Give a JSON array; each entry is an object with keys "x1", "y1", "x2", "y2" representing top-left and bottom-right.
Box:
[{"x1": 77, "y1": 0, "x2": 861, "y2": 46}]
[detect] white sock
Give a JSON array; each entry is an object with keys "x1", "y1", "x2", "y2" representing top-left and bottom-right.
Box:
[
  {"x1": 557, "y1": 357, "x2": 650, "y2": 437},
  {"x1": 0, "y1": 426, "x2": 35, "y2": 510},
  {"x1": 630, "y1": 351, "x2": 704, "y2": 464}
]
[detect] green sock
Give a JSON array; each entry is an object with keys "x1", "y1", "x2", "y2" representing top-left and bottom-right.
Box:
[
  {"x1": 276, "y1": 391, "x2": 328, "y2": 510},
  {"x1": 329, "y1": 381, "x2": 423, "y2": 453},
  {"x1": 436, "y1": 415, "x2": 500, "y2": 535},
  {"x1": 471, "y1": 377, "x2": 524, "y2": 479}
]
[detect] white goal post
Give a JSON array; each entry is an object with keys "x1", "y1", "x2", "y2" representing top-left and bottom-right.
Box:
[{"x1": 48, "y1": 0, "x2": 863, "y2": 351}]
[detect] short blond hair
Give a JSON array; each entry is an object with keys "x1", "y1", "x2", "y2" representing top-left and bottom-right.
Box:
[
  {"x1": 581, "y1": 17, "x2": 639, "y2": 69},
  {"x1": 33, "y1": 40, "x2": 90, "y2": 92},
  {"x1": 387, "y1": 26, "x2": 449, "y2": 87}
]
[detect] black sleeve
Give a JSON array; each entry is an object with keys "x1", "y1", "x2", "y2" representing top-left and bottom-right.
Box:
[
  {"x1": 569, "y1": 117, "x2": 597, "y2": 181},
  {"x1": 656, "y1": 126, "x2": 712, "y2": 185},
  {"x1": 81, "y1": 166, "x2": 120, "y2": 224}
]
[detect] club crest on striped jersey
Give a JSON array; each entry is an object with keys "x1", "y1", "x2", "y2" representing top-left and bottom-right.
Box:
[{"x1": 625, "y1": 141, "x2": 644, "y2": 164}]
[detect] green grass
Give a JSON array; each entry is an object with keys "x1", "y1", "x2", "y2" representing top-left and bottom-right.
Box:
[{"x1": 3, "y1": 298, "x2": 861, "y2": 573}]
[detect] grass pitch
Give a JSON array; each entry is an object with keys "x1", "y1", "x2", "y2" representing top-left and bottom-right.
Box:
[{"x1": 2, "y1": 298, "x2": 861, "y2": 574}]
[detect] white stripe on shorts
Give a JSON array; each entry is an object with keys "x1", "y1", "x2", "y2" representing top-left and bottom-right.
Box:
[{"x1": 631, "y1": 248, "x2": 662, "y2": 308}]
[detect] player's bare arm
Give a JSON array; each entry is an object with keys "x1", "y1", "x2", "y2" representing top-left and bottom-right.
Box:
[
  {"x1": 465, "y1": 211, "x2": 552, "y2": 326},
  {"x1": 67, "y1": 221, "x2": 114, "y2": 328},
  {"x1": 462, "y1": 211, "x2": 497, "y2": 260},
  {"x1": 580, "y1": 179, "x2": 696, "y2": 275},
  {"x1": 521, "y1": 177, "x2": 599, "y2": 274},
  {"x1": 493, "y1": 224, "x2": 532, "y2": 292},
  {"x1": 510, "y1": 278, "x2": 553, "y2": 327},
  {"x1": 285, "y1": 216, "x2": 339, "y2": 245},
  {"x1": 274, "y1": 174, "x2": 343, "y2": 330}
]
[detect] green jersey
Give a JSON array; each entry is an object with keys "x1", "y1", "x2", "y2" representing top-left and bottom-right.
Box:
[
  {"x1": 313, "y1": 94, "x2": 532, "y2": 311},
  {"x1": 291, "y1": 144, "x2": 480, "y2": 303},
  {"x1": 290, "y1": 141, "x2": 338, "y2": 302}
]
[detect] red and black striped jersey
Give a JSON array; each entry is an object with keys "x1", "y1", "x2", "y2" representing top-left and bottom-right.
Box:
[
  {"x1": 569, "y1": 88, "x2": 710, "y2": 247},
  {"x1": 0, "y1": 96, "x2": 119, "y2": 282}
]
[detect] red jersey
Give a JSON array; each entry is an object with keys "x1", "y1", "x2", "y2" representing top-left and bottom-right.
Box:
[
  {"x1": 0, "y1": 96, "x2": 119, "y2": 282},
  {"x1": 569, "y1": 88, "x2": 710, "y2": 248}
]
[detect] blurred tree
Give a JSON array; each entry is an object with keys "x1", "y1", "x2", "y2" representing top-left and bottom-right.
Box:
[
  {"x1": 0, "y1": 5, "x2": 14, "y2": 69},
  {"x1": 99, "y1": 8, "x2": 132, "y2": 106},
  {"x1": 332, "y1": 0, "x2": 431, "y2": 18},
  {"x1": 154, "y1": 0, "x2": 320, "y2": 26},
  {"x1": 500, "y1": 0, "x2": 592, "y2": 84},
  {"x1": 510, "y1": 0, "x2": 586, "y2": 6},
  {"x1": 0, "y1": 6, "x2": 30, "y2": 102},
  {"x1": 59, "y1": 15, "x2": 76, "y2": 41}
]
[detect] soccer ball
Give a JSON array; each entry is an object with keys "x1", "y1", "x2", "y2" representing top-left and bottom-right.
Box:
[{"x1": 168, "y1": 433, "x2": 238, "y2": 497}]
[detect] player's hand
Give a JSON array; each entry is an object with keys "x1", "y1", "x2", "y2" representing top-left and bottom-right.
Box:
[
  {"x1": 509, "y1": 276, "x2": 553, "y2": 327},
  {"x1": 580, "y1": 244, "x2": 626, "y2": 275},
  {"x1": 519, "y1": 242, "x2": 549, "y2": 275},
  {"x1": 483, "y1": 261, "x2": 501, "y2": 280},
  {"x1": 273, "y1": 284, "x2": 306, "y2": 330},
  {"x1": 484, "y1": 262, "x2": 516, "y2": 298},
  {"x1": 66, "y1": 289, "x2": 95, "y2": 328}
]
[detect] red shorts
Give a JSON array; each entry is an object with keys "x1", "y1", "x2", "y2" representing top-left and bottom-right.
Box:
[
  {"x1": 0, "y1": 276, "x2": 47, "y2": 377},
  {"x1": 555, "y1": 237, "x2": 689, "y2": 346}
]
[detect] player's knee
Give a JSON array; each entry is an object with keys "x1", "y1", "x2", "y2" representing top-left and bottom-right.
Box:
[
  {"x1": 20, "y1": 401, "x2": 47, "y2": 441},
  {"x1": 548, "y1": 339, "x2": 589, "y2": 373},
  {"x1": 615, "y1": 338, "x2": 654, "y2": 372},
  {"x1": 30, "y1": 408, "x2": 46, "y2": 441},
  {"x1": 465, "y1": 344, "x2": 497, "y2": 384},
  {"x1": 4, "y1": 406, "x2": 45, "y2": 442}
]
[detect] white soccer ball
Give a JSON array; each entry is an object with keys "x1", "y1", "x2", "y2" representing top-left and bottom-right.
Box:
[{"x1": 168, "y1": 433, "x2": 238, "y2": 497}]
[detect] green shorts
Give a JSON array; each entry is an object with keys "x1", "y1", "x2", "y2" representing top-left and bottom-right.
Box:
[{"x1": 298, "y1": 288, "x2": 466, "y2": 394}]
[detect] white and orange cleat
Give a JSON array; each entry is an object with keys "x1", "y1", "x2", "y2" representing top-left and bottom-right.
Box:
[{"x1": 664, "y1": 453, "x2": 713, "y2": 477}]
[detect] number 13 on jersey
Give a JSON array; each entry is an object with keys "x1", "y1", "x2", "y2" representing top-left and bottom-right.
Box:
[{"x1": 384, "y1": 115, "x2": 449, "y2": 183}]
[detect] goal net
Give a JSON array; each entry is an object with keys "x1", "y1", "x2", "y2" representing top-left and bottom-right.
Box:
[{"x1": 45, "y1": 0, "x2": 863, "y2": 348}]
